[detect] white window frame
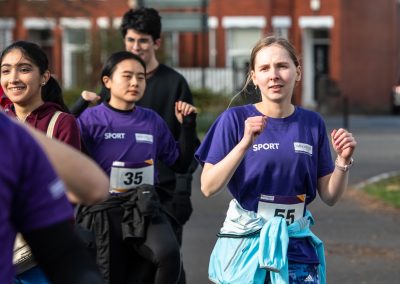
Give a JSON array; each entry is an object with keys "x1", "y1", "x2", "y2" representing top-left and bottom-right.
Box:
[
  {"x1": 0, "y1": 18, "x2": 15, "y2": 52},
  {"x1": 299, "y1": 16, "x2": 334, "y2": 108},
  {"x1": 272, "y1": 16, "x2": 292, "y2": 39},
  {"x1": 23, "y1": 18, "x2": 56, "y2": 29},
  {"x1": 60, "y1": 18, "x2": 92, "y2": 88},
  {"x1": 208, "y1": 16, "x2": 218, "y2": 67},
  {"x1": 222, "y1": 16, "x2": 266, "y2": 68}
]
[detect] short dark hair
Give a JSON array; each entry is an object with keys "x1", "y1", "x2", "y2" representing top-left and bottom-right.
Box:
[
  {"x1": 120, "y1": 7, "x2": 162, "y2": 41},
  {"x1": 101, "y1": 51, "x2": 146, "y2": 88}
]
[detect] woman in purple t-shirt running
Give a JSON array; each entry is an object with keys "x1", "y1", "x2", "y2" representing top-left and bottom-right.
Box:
[
  {"x1": 196, "y1": 36, "x2": 357, "y2": 283},
  {"x1": 77, "y1": 51, "x2": 197, "y2": 284}
]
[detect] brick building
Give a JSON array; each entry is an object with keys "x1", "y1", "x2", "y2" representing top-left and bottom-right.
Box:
[
  {"x1": 1, "y1": 0, "x2": 399, "y2": 113},
  {"x1": 0, "y1": 0, "x2": 130, "y2": 89},
  {"x1": 201, "y1": 0, "x2": 400, "y2": 113}
]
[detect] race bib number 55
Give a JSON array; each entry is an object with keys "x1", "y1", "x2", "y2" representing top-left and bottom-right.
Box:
[{"x1": 257, "y1": 194, "x2": 306, "y2": 225}]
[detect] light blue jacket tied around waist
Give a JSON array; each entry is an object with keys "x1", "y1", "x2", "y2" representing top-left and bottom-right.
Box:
[{"x1": 209, "y1": 199, "x2": 326, "y2": 284}]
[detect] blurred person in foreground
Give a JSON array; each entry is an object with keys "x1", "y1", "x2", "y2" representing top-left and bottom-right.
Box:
[
  {"x1": 1, "y1": 40, "x2": 84, "y2": 283},
  {"x1": 0, "y1": 110, "x2": 108, "y2": 284}
]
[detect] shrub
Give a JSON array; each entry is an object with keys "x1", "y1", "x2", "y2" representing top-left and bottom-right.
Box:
[
  {"x1": 63, "y1": 87, "x2": 102, "y2": 109},
  {"x1": 192, "y1": 88, "x2": 230, "y2": 135}
]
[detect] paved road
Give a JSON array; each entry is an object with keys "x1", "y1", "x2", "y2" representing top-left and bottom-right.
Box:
[{"x1": 181, "y1": 115, "x2": 400, "y2": 284}]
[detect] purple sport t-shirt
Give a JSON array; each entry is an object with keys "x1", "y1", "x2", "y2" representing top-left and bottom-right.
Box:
[
  {"x1": 195, "y1": 105, "x2": 334, "y2": 263},
  {"x1": 0, "y1": 113, "x2": 74, "y2": 283},
  {"x1": 77, "y1": 103, "x2": 179, "y2": 182}
]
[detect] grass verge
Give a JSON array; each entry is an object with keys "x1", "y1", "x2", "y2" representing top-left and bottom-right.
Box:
[{"x1": 362, "y1": 175, "x2": 400, "y2": 209}]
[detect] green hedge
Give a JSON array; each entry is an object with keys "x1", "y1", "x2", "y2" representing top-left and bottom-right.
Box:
[
  {"x1": 63, "y1": 87, "x2": 102, "y2": 108},
  {"x1": 192, "y1": 88, "x2": 231, "y2": 135},
  {"x1": 63, "y1": 88, "x2": 85, "y2": 108}
]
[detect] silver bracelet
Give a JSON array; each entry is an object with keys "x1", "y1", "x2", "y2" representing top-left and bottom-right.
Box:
[{"x1": 335, "y1": 158, "x2": 354, "y2": 172}]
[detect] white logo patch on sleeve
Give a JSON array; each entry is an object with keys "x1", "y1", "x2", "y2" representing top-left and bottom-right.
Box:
[
  {"x1": 135, "y1": 133, "x2": 153, "y2": 144},
  {"x1": 294, "y1": 142, "x2": 313, "y2": 155},
  {"x1": 49, "y1": 179, "x2": 66, "y2": 199}
]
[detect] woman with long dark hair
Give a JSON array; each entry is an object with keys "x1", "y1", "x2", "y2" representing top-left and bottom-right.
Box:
[{"x1": 1, "y1": 41, "x2": 80, "y2": 149}]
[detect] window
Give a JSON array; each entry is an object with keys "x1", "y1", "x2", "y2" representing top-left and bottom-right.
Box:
[
  {"x1": 272, "y1": 16, "x2": 291, "y2": 39},
  {"x1": 225, "y1": 28, "x2": 262, "y2": 90},
  {"x1": 0, "y1": 29, "x2": 11, "y2": 51},
  {"x1": 66, "y1": 29, "x2": 87, "y2": 45},
  {"x1": 0, "y1": 19, "x2": 15, "y2": 51},
  {"x1": 227, "y1": 28, "x2": 262, "y2": 68},
  {"x1": 28, "y1": 29, "x2": 53, "y2": 44},
  {"x1": 222, "y1": 16, "x2": 265, "y2": 69},
  {"x1": 27, "y1": 29, "x2": 54, "y2": 71},
  {"x1": 273, "y1": 27, "x2": 289, "y2": 39},
  {"x1": 161, "y1": 32, "x2": 179, "y2": 66},
  {"x1": 63, "y1": 28, "x2": 91, "y2": 88}
]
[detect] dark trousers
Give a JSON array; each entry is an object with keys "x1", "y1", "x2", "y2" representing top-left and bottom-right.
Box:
[
  {"x1": 107, "y1": 207, "x2": 181, "y2": 284},
  {"x1": 140, "y1": 173, "x2": 194, "y2": 284}
]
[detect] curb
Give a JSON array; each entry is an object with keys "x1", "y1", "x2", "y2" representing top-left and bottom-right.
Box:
[{"x1": 353, "y1": 170, "x2": 400, "y2": 190}]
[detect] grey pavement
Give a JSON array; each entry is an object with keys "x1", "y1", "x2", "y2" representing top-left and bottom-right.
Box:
[{"x1": 182, "y1": 115, "x2": 400, "y2": 284}]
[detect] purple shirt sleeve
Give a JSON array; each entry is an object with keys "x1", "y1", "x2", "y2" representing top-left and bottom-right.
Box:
[
  {"x1": 0, "y1": 114, "x2": 74, "y2": 283},
  {"x1": 154, "y1": 114, "x2": 180, "y2": 166},
  {"x1": 10, "y1": 120, "x2": 74, "y2": 233}
]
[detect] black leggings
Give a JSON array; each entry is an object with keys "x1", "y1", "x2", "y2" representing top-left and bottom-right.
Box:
[{"x1": 108, "y1": 208, "x2": 181, "y2": 284}]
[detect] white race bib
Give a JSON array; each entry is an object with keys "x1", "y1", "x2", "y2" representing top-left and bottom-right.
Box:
[
  {"x1": 110, "y1": 160, "x2": 154, "y2": 193},
  {"x1": 257, "y1": 194, "x2": 306, "y2": 225}
]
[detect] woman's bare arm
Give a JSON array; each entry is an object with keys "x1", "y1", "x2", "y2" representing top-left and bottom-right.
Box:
[{"x1": 24, "y1": 125, "x2": 109, "y2": 205}]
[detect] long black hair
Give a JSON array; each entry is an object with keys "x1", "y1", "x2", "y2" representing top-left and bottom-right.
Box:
[
  {"x1": 101, "y1": 51, "x2": 146, "y2": 89},
  {"x1": 0, "y1": 41, "x2": 69, "y2": 112}
]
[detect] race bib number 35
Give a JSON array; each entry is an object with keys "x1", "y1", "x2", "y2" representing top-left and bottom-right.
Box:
[
  {"x1": 110, "y1": 160, "x2": 154, "y2": 193},
  {"x1": 257, "y1": 194, "x2": 306, "y2": 225}
]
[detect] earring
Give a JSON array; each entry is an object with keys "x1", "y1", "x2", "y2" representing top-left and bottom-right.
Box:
[
  {"x1": 254, "y1": 85, "x2": 258, "y2": 90},
  {"x1": 41, "y1": 82, "x2": 46, "y2": 86}
]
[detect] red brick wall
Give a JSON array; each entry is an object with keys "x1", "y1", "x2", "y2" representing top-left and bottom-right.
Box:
[
  {"x1": 1, "y1": 0, "x2": 398, "y2": 111},
  {"x1": 205, "y1": 0, "x2": 398, "y2": 112},
  {"x1": 5, "y1": 0, "x2": 128, "y2": 18},
  {"x1": 339, "y1": 0, "x2": 397, "y2": 112},
  {"x1": 209, "y1": 0, "x2": 269, "y2": 16}
]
